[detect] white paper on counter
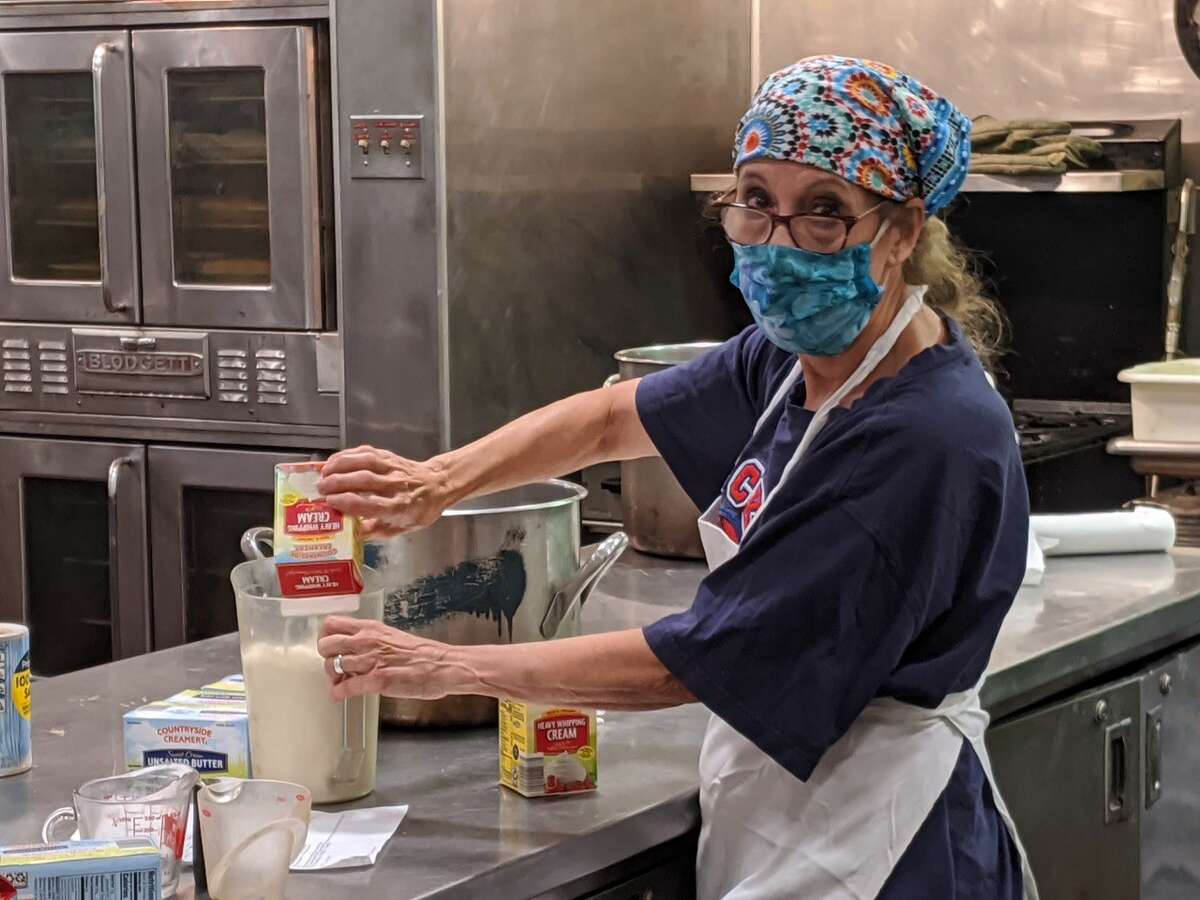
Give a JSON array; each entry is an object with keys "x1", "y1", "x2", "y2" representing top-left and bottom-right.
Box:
[
  {"x1": 1022, "y1": 524, "x2": 1045, "y2": 587},
  {"x1": 290, "y1": 805, "x2": 409, "y2": 871},
  {"x1": 1032, "y1": 507, "x2": 1176, "y2": 558},
  {"x1": 184, "y1": 805, "x2": 407, "y2": 871}
]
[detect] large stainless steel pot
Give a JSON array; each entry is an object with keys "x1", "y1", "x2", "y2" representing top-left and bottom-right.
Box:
[
  {"x1": 241, "y1": 479, "x2": 628, "y2": 727},
  {"x1": 608, "y1": 342, "x2": 720, "y2": 559}
]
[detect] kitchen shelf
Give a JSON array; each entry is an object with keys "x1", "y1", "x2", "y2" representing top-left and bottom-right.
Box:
[
  {"x1": 961, "y1": 170, "x2": 1164, "y2": 193},
  {"x1": 688, "y1": 169, "x2": 1167, "y2": 195}
]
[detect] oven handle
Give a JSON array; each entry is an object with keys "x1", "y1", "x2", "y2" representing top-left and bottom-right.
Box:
[
  {"x1": 92, "y1": 42, "x2": 128, "y2": 314},
  {"x1": 107, "y1": 455, "x2": 135, "y2": 658}
]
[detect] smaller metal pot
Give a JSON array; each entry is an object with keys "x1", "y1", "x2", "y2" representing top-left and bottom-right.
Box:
[{"x1": 607, "y1": 342, "x2": 720, "y2": 559}]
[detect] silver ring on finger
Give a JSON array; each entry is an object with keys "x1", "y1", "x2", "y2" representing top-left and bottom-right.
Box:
[{"x1": 333, "y1": 654, "x2": 346, "y2": 676}]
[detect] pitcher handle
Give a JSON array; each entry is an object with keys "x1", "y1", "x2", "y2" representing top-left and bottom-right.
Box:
[
  {"x1": 539, "y1": 531, "x2": 629, "y2": 639},
  {"x1": 42, "y1": 806, "x2": 77, "y2": 843},
  {"x1": 241, "y1": 526, "x2": 274, "y2": 561}
]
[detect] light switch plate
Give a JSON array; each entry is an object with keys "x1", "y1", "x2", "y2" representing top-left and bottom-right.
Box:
[{"x1": 349, "y1": 114, "x2": 424, "y2": 179}]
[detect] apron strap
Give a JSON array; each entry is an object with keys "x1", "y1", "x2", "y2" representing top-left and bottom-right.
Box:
[{"x1": 747, "y1": 286, "x2": 926, "y2": 536}]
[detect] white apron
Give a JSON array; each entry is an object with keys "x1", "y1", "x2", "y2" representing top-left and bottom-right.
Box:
[{"x1": 695, "y1": 287, "x2": 1039, "y2": 900}]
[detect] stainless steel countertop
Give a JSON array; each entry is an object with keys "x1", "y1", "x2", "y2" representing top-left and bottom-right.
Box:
[{"x1": 4, "y1": 548, "x2": 1200, "y2": 898}]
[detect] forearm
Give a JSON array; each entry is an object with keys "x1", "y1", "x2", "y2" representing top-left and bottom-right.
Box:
[
  {"x1": 435, "y1": 379, "x2": 656, "y2": 504},
  {"x1": 447, "y1": 629, "x2": 695, "y2": 711}
]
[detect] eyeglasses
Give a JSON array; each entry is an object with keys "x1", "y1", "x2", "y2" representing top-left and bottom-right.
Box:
[{"x1": 714, "y1": 200, "x2": 889, "y2": 254}]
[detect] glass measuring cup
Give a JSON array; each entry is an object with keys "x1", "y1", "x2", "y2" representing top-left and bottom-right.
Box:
[
  {"x1": 41, "y1": 763, "x2": 199, "y2": 898},
  {"x1": 197, "y1": 778, "x2": 310, "y2": 900}
]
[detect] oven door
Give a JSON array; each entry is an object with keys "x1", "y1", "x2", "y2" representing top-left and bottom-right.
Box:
[
  {"x1": 148, "y1": 444, "x2": 314, "y2": 649},
  {"x1": 0, "y1": 30, "x2": 139, "y2": 324},
  {"x1": 0, "y1": 436, "x2": 148, "y2": 676},
  {"x1": 132, "y1": 26, "x2": 321, "y2": 330}
]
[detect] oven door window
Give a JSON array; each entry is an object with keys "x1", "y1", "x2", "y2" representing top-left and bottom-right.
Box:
[
  {"x1": 182, "y1": 485, "x2": 273, "y2": 643},
  {"x1": 167, "y1": 68, "x2": 271, "y2": 288},
  {"x1": 25, "y1": 477, "x2": 112, "y2": 675},
  {"x1": 4, "y1": 73, "x2": 101, "y2": 283}
]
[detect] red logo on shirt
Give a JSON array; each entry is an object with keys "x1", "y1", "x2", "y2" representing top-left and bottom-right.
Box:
[{"x1": 719, "y1": 459, "x2": 766, "y2": 544}]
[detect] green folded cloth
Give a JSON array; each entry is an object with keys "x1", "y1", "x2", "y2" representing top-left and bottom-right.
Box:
[
  {"x1": 971, "y1": 115, "x2": 1072, "y2": 150},
  {"x1": 969, "y1": 152, "x2": 1069, "y2": 176},
  {"x1": 1027, "y1": 134, "x2": 1104, "y2": 168}
]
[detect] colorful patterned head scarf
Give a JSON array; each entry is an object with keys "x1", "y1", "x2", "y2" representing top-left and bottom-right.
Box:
[{"x1": 734, "y1": 56, "x2": 972, "y2": 214}]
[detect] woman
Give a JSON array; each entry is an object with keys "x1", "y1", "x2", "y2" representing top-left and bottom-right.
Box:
[{"x1": 316, "y1": 56, "x2": 1037, "y2": 899}]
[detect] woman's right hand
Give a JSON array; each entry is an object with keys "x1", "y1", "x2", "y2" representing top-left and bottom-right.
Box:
[{"x1": 317, "y1": 445, "x2": 452, "y2": 537}]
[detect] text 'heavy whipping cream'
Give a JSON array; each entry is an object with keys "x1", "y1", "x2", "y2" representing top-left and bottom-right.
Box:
[
  {"x1": 499, "y1": 700, "x2": 597, "y2": 797},
  {"x1": 273, "y1": 462, "x2": 363, "y2": 598}
]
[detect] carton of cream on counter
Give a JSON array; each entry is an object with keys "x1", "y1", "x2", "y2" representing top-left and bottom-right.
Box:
[
  {"x1": 274, "y1": 462, "x2": 363, "y2": 598},
  {"x1": 123, "y1": 688, "x2": 251, "y2": 779},
  {"x1": 0, "y1": 839, "x2": 160, "y2": 898},
  {"x1": 499, "y1": 700, "x2": 597, "y2": 797}
]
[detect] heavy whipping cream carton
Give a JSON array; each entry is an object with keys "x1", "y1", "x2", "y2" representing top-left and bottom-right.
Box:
[
  {"x1": 123, "y1": 689, "x2": 251, "y2": 780},
  {"x1": 273, "y1": 462, "x2": 363, "y2": 598},
  {"x1": 499, "y1": 700, "x2": 597, "y2": 797}
]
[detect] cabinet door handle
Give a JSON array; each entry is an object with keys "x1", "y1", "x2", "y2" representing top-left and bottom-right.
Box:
[
  {"x1": 1104, "y1": 716, "x2": 1134, "y2": 824},
  {"x1": 107, "y1": 455, "x2": 135, "y2": 657},
  {"x1": 1146, "y1": 705, "x2": 1164, "y2": 809}
]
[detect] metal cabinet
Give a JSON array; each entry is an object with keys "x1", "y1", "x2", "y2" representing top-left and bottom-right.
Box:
[
  {"x1": 0, "y1": 30, "x2": 139, "y2": 324},
  {"x1": 583, "y1": 854, "x2": 694, "y2": 899},
  {"x1": 1139, "y1": 642, "x2": 1200, "y2": 900},
  {"x1": 0, "y1": 435, "x2": 148, "y2": 675},
  {"x1": 988, "y1": 676, "x2": 1143, "y2": 899},
  {"x1": 987, "y1": 640, "x2": 1200, "y2": 900},
  {"x1": 148, "y1": 444, "x2": 311, "y2": 648}
]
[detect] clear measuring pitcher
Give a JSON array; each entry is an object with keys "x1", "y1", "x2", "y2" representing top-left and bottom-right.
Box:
[
  {"x1": 230, "y1": 556, "x2": 383, "y2": 804},
  {"x1": 41, "y1": 763, "x2": 198, "y2": 898},
  {"x1": 197, "y1": 778, "x2": 311, "y2": 900}
]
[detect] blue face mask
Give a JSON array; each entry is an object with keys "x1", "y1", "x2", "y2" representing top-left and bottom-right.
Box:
[{"x1": 729, "y1": 223, "x2": 889, "y2": 357}]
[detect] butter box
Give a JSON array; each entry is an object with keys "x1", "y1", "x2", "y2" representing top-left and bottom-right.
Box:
[
  {"x1": 198, "y1": 674, "x2": 245, "y2": 700},
  {"x1": 0, "y1": 839, "x2": 160, "y2": 899},
  {"x1": 123, "y1": 691, "x2": 251, "y2": 780},
  {"x1": 499, "y1": 700, "x2": 597, "y2": 797},
  {"x1": 273, "y1": 462, "x2": 363, "y2": 598}
]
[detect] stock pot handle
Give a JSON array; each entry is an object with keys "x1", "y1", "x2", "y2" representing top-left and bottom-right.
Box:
[
  {"x1": 539, "y1": 531, "x2": 629, "y2": 639},
  {"x1": 241, "y1": 526, "x2": 275, "y2": 561}
]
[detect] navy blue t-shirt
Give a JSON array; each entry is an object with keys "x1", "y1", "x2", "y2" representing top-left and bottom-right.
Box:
[{"x1": 637, "y1": 320, "x2": 1027, "y2": 898}]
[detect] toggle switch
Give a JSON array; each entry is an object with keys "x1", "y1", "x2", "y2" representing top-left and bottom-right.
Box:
[{"x1": 349, "y1": 113, "x2": 424, "y2": 179}]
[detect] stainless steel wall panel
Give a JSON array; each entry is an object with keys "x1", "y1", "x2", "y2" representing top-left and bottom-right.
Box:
[
  {"x1": 331, "y1": 0, "x2": 444, "y2": 455},
  {"x1": 443, "y1": 0, "x2": 753, "y2": 445},
  {"x1": 757, "y1": 0, "x2": 1200, "y2": 355}
]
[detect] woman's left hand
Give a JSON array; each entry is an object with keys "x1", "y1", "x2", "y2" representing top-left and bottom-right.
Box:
[{"x1": 316, "y1": 616, "x2": 472, "y2": 702}]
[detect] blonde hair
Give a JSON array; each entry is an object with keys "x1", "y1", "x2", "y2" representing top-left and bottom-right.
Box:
[{"x1": 903, "y1": 216, "x2": 1005, "y2": 371}]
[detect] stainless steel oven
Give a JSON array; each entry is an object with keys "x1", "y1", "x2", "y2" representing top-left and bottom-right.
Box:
[
  {"x1": 0, "y1": 21, "x2": 338, "y2": 444},
  {"x1": 0, "y1": 435, "x2": 312, "y2": 674}
]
